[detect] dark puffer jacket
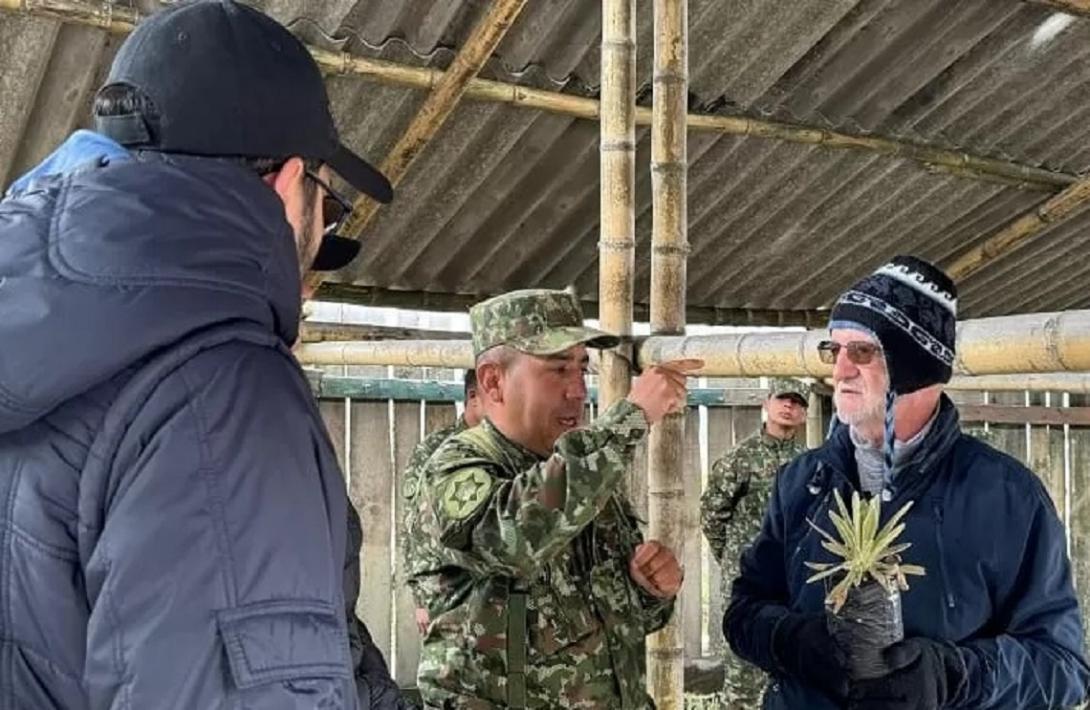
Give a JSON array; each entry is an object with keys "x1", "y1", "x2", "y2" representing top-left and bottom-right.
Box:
[
  {"x1": 725, "y1": 395, "x2": 1089, "y2": 709},
  {"x1": 0, "y1": 132, "x2": 404, "y2": 708}
]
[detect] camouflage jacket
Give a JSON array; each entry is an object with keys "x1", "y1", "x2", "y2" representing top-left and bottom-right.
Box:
[
  {"x1": 700, "y1": 428, "x2": 805, "y2": 567},
  {"x1": 400, "y1": 415, "x2": 468, "y2": 610},
  {"x1": 412, "y1": 400, "x2": 673, "y2": 709}
]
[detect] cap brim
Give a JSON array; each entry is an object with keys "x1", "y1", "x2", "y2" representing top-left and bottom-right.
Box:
[
  {"x1": 517, "y1": 326, "x2": 621, "y2": 356},
  {"x1": 327, "y1": 143, "x2": 393, "y2": 204},
  {"x1": 773, "y1": 393, "x2": 809, "y2": 406},
  {"x1": 311, "y1": 233, "x2": 362, "y2": 272}
]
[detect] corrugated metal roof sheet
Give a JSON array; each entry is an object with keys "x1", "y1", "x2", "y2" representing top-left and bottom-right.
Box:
[{"x1": 0, "y1": 0, "x2": 1088, "y2": 320}]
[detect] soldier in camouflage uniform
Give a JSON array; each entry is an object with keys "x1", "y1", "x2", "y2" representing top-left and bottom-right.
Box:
[
  {"x1": 410, "y1": 288, "x2": 699, "y2": 708},
  {"x1": 700, "y1": 378, "x2": 810, "y2": 709},
  {"x1": 401, "y1": 370, "x2": 485, "y2": 635}
]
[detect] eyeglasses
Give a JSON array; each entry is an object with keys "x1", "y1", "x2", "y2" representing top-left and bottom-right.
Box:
[
  {"x1": 304, "y1": 169, "x2": 354, "y2": 234},
  {"x1": 817, "y1": 340, "x2": 883, "y2": 366}
]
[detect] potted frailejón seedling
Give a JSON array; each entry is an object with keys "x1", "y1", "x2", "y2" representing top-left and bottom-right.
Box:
[{"x1": 806, "y1": 490, "x2": 925, "y2": 680}]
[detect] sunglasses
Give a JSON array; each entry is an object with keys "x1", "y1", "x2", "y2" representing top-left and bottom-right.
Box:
[
  {"x1": 304, "y1": 169, "x2": 354, "y2": 234},
  {"x1": 817, "y1": 340, "x2": 883, "y2": 366}
]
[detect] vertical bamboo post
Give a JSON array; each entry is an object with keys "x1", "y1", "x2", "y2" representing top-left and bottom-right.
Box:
[
  {"x1": 806, "y1": 390, "x2": 826, "y2": 449},
  {"x1": 648, "y1": 0, "x2": 688, "y2": 706},
  {"x1": 598, "y1": 0, "x2": 636, "y2": 409}
]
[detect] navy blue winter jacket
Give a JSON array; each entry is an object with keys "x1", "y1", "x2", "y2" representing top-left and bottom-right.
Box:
[
  {"x1": 725, "y1": 395, "x2": 1089, "y2": 709},
  {"x1": 0, "y1": 132, "x2": 403, "y2": 708}
]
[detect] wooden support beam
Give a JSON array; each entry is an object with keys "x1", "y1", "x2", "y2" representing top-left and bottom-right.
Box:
[
  {"x1": 598, "y1": 0, "x2": 637, "y2": 410},
  {"x1": 946, "y1": 372, "x2": 1090, "y2": 393},
  {"x1": 648, "y1": 0, "x2": 688, "y2": 705},
  {"x1": 337, "y1": 0, "x2": 528, "y2": 238},
  {"x1": 0, "y1": 0, "x2": 1076, "y2": 195},
  {"x1": 314, "y1": 282, "x2": 828, "y2": 327},
  {"x1": 959, "y1": 404, "x2": 1090, "y2": 426},
  {"x1": 947, "y1": 175, "x2": 1090, "y2": 281},
  {"x1": 1026, "y1": 0, "x2": 1090, "y2": 18}
]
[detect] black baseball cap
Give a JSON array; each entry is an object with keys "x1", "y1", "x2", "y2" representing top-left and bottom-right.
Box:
[{"x1": 93, "y1": 0, "x2": 391, "y2": 271}]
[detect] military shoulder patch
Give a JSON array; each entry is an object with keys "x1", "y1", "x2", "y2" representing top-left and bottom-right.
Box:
[{"x1": 440, "y1": 468, "x2": 495, "y2": 520}]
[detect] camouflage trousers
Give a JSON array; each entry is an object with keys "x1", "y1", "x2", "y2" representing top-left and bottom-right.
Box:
[{"x1": 722, "y1": 644, "x2": 766, "y2": 709}]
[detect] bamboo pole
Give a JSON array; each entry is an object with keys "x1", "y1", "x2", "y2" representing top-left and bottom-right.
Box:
[
  {"x1": 806, "y1": 390, "x2": 826, "y2": 449},
  {"x1": 648, "y1": 0, "x2": 687, "y2": 705},
  {"x1": 313, "y1": 282, "x2": 829, "y2": 327},
  {"x1": 946, "y1": 175, "x2": 1090, "y2": 281},
  {"x1": 1026, "y1": 0, "x2": 1090, "y2": 17},
  {"x1": 0, "y1": 0, "x2": 137, "y2": 30},
  {"x1": 298, "y1": 321, "x2": 468, "y2": 343},
  {"x1": 0, "y1": 0, "x2": 1075, "y2": 195},
  {"x1": 297, "y1": 309, "x2": 1090, "y2": 376},
  {"x1": 637, "y1": 309, "x2": 1090, "y2": 376},
  {"x1": 337, "y1": 0, "x2": 528, "y2": 238},
  {"x1": 295, "y1": 339, "x2": 475, "y2": 369},
  {"x1": 598, "y1": 0, "x2": 637, "y2": 409}
]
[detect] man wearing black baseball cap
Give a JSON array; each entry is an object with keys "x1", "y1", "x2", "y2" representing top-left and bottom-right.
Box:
[{"x1": 0, "y1": 1, "x2": 407, "y2": 707}]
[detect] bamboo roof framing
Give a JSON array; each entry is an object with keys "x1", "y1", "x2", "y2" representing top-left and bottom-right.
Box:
[
  {"x1": 598, "y1": 0, "x2": 638, "y2": 409},
  {"x1": 647, "y1": 0, "x2": 688, "y2": 705},
  {"x1": 947, "y1": 174, "x2": 1090, "y2": 281},
  {"x1": 3, "y1": 0, "x2": 1090, "y2": 323},
  {"x1": 0, "y1": 0, "x2": 1077, "y2": 197}
]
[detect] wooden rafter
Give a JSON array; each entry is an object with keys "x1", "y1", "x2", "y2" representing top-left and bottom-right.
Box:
[
  {"x1": 947, "y1": 174, "x2": 1090, "y2": 281},
  {"x1": 1026, "y1": 0, "x2": 1090, "y2": 18},
  {"x1": 337, "y1": 0, "x2": 529, "y2": 238}
]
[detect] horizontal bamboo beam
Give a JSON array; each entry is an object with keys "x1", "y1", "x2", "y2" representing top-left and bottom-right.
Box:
[
  {"x1": 0, "y1": 0, "x2": 1076, "y2": 194},
  {"x1": 315, "y1": 282, "x2": 827, "y2": 327},
  {"x1": 1026, "y1": 0, "x2": 1090, "y2": 18},
  {"x1": 298, "y1": 309, "x2": 1090, "y2": 377},
  {"x1": 296, "y1": 339, "x2": 475, "y2": 369},
  {"x1": 947, "y1": 175, "x2": 1090, "y2": 281},
  {"x1": 339, "y1": 0, "x2": 528, "y2": 237},
  {"x1": 299, "y1": 321, "x2": 468, "y2": 342},
  {"x1": 638, "y1": 309, "x2": 1090, "y2": 376}
]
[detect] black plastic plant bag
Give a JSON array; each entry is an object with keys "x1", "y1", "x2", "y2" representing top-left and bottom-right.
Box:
[{"x1": 825, "y1": 580, "x2": 904, "y2": 680}]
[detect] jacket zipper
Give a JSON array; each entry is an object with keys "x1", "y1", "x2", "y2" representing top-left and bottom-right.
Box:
[{"x1": 932, "y1": 501, "x2": 957, "y2": 610}]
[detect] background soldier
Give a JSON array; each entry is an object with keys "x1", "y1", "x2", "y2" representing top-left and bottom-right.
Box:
[
  {"x1": 401, "y1": 370, "x2": 484, "y2": 634},
  {"x1": 700, "y1": 378, "x2": 810, "y2": 709},
  {"x1": 410, "y1": 288, "x2": 698, "y2": 708}
]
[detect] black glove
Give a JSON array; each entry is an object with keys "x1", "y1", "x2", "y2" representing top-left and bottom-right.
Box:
[
  {"x1": 771, "y1": 613, "x2": 851, "y2": 702},
  {"x1": 848, "y1": 638, "x2": 967, "y2": 710}
]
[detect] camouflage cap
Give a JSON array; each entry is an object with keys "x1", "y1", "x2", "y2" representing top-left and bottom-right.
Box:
[
  {"x1": 470, "y1": 288, "x2": 620, "y2": 358},
  {"x1": 768, "y1": 377, "x2": 810, "y2": 404}
]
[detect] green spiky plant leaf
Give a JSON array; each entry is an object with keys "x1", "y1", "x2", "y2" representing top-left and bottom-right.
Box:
[{"x1": 805, "y1": 490, "x2": 926, "y2": 613}]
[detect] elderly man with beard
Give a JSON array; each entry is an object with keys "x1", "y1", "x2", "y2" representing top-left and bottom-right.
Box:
[
  {"x1": 724, "y1": 256, "x2": 1088, "y2": 709},
  {"x1": 410, "y1": 288, "x2": 699, "y2": 708}
]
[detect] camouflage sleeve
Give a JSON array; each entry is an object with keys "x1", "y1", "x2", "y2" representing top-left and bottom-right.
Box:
[
  {"x1": 427, "y1": 399, "x2": 648, "y2": 579},
  {"x1": 400, "y1": 428, "x2": 452, "y2": 609},
  {"x1": 637, "y1": 585, "x2": 676, "y2": 634},
  {"x1": 613, "y1": 496, "x2": 677, "y2": 634},
  {"x1": 700, "y1": 453, "x2": 746, "y2": 563}
]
